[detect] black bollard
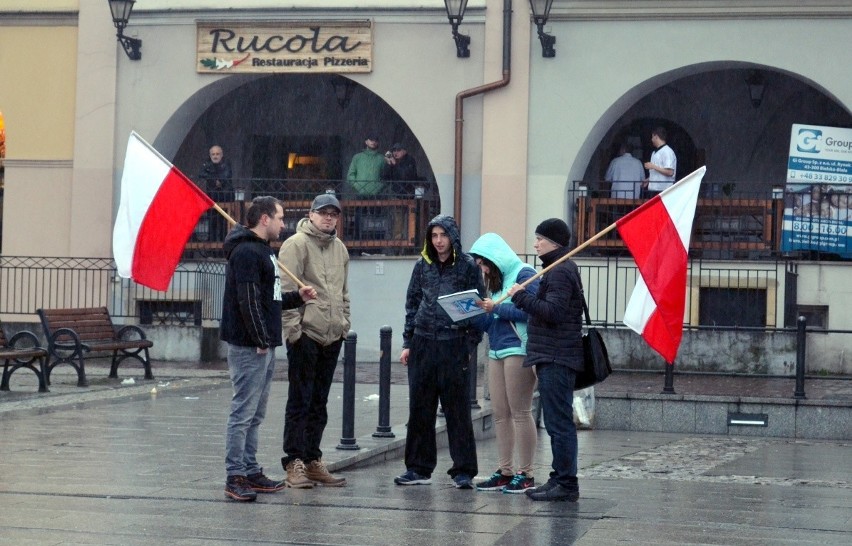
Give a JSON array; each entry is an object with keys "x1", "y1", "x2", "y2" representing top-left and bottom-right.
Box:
[
  {"x1": 373, "y1": 326, "x2": 395, "y2": 438},
  {"x1": 794, "y1": 316, "x2": 807, "y2": 399},
  {"x1": 662, "y1": 361, "x2": 676, "y2": 394},
  {"x1": 469, "y1": 339, "x2": 481, "y2": 409},
  {"x1": 337, "y1": 331, "x2": 360, "y2": 450}
]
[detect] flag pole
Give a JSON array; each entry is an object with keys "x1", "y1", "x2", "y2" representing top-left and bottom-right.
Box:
[
  {"x1": 491, "y1": 167, "x2": 706, "y2": 306},
  {"x1": 211, "y1": 203, "x2": 306, "y2": 289},
  {"x1": 491, "y1": 222, "x2": 619, "y2": 305}
]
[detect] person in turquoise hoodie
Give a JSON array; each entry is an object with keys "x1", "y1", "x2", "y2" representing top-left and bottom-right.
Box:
[{"x1": 469, "y1": 233, "x2": 541, "y2": 494}]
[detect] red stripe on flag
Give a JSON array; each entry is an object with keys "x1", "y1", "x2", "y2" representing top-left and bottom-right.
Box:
[
  {"x1": 132, "y1": 167, "x2": 213, "y2": 291},
  {"x1": 617, "y1": 197, "x2": 687, "y2": 363}
]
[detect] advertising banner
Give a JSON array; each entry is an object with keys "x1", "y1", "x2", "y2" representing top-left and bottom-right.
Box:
[{"x1": 782, "y1": 124, "x2": 852, "y2": 257}]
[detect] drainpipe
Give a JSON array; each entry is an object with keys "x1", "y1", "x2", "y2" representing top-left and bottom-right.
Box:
[{"x1": 453, "y1": 0, "x2": 512, "y2": 224}]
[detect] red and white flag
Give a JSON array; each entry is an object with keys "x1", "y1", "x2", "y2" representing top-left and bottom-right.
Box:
[
  {"x1": 112, "y1": 132, "x2": 214, "y2": 291},
  {"x1": 616, "y1": 166, "x2": 705, "y2": 363}
]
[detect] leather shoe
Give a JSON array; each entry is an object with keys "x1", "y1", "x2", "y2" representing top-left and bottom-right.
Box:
[{"x1": 526, "y1": 483, "x2": 579, "y2": 502}]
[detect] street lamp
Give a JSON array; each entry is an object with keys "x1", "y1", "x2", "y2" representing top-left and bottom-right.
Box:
[
  {"x1": 745, "y1": 70, "x2": 765, "y2": 108},
  {"x1": 107, "y1": 0, "x2": 142, "y2": 61},
  {"x1": 444, "y1": 0, "x2": 471, "y2": 58},
  {"x1": 329, "y1": 75, "x2": 356, "y2": 109},
  {"x1": 529, "y1": 0, "x2": 556, "y2": 58}
]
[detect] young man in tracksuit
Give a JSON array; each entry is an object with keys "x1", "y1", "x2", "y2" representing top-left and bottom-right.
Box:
[
  {"x1": 395, "y1": 215, "x2": 485, "y2": 489},
  {"x1": 221, "y1": 196, "x2": 316, "y2": 502}
]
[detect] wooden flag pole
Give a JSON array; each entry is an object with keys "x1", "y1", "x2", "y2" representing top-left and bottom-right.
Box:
[
  {"x1": 491, "y1": 221, "x2": 620, "y2": 305},
  {"x1": 212, "y1": 203, "x2": 306, "y2": 288}
]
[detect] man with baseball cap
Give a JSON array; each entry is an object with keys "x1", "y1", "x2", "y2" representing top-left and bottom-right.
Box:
[{"x1": 278, "y1": 193, "x2": 350, "y2": 489}]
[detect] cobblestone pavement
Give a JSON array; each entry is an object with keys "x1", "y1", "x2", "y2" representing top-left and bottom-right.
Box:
[{"x1": 1, "y1": 362, "x2": 850, "y2": 545}]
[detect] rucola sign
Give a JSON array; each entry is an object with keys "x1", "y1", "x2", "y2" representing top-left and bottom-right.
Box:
[{"x1": 197, "y1": 21, "x2": 372, "y2": 74}]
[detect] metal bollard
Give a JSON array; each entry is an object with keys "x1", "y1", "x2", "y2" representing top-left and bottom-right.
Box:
[
  {"x1": 337, "y1": 331, "x2": 360, "y2": 450},
  {"x1": 794, "y1": 316, "x2": 807, "y2": 399},
  {"x1": 469, "y1": 339, "x2": 481, "y2": 409},
  {"x1": 373, "y1": 326, "x2": 395, "y2": 438},
  {"x1": 662, "y1": 361, "x2": 676, "y2": 394}
]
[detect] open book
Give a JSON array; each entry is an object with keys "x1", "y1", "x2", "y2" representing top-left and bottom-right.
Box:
[{"x1": 437, "y1": 289, "x2": 485, "y2": 322}]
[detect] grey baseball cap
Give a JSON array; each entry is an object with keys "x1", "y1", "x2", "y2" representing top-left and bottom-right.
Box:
[{"x1": 311, "y1": 194, "x2": 341, "y2": 212}]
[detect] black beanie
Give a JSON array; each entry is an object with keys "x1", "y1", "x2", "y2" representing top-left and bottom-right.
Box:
[{"x1": 535, "y1": 218, "x2": 571, "y2": 247}]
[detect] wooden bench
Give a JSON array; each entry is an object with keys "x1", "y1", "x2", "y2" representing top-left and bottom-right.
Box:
[
  {"x1": 0, "y1": 322, "x2": 49, "y2": 392},
  {"x1": 36, "y1": 307, "x2": 154, "y2": 387}
]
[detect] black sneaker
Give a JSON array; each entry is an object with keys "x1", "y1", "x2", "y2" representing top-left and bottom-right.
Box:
[
  {"x1": 225, "y1": 475, "x2": 258, "y2": 502},
  {"x1": 394, "y1": 470, "x2": 432, "y2": 485},
  {"x1": 453, "y1": 473, "x2": 474, "y2": 489},
  {"x1": 526, "y1": 483, "x2": 579, "y2": 502},
  {"x1": 245, "y1": 472, "x2": 285, "y2": 493},
  {"x1": 476, "y1": 470, "x2": 513, "y2": 491},
  {"x1": 502, "y1": 472, "x2": 535, "y2": 494}
]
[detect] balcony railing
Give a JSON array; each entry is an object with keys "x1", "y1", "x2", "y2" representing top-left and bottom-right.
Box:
[
  {"x1": 186, "y1": 179, "x2": 439, "y2": 258},
  {"x1": 570, "y1": 182, "x2": 788, "y2": 260}
]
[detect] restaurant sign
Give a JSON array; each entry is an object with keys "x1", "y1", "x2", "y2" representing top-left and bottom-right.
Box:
[{"x1": 197, "y1": 21, "x2": 372, "y2": 74}]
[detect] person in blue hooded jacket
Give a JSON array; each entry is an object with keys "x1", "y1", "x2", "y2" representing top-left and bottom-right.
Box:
[
  {"x1": 469, "y1": 233, "x2": 540, "y2": 494},
  {"x1": 394, "y1": 215, "x2": 485, "y2": 489}
]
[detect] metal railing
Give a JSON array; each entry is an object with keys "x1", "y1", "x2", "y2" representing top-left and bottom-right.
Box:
[
  {"x1": 569, "y1": 182, "x2": 790, "y2": 260},
  {"x1": 188, "y1": 178, "x2": 440, "y2": 258},
  {"x1": 0, "y1": 256, "x2": 224, "y2": 325},
  {"x1": 519, "y1": 254, "x2": 792, "y2": 329}
]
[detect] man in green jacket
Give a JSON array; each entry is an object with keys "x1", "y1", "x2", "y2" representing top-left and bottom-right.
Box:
[{"x1": 346, "y1": 134, "x2": 386, "y2": 196}]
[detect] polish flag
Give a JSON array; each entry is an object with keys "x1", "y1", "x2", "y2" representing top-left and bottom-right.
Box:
[
  {"x1": 113, "y1": 132, "x2": 214, "y2": 291},
  {"x1": 616, "y1": 167, "x2": 705, "y2": 363}
]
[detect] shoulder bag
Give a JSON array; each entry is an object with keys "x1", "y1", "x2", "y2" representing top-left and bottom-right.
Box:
[{"x1": 575, "y1": 291, "x2": 612, "y2": 391}]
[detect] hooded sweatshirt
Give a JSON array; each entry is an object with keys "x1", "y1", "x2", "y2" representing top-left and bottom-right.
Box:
[
  {"x1": 220, "y1": 224, "x2": 303, "y2": 349},
  {"x1": 469, "y1": 233, "x2": 540, "y2": 359},
  {"x1": 279, "y1": 217, "x2": 351, "y2": 346},
  {"x1": 402, "y1": 215, "x2": 484, "y2": 348}
]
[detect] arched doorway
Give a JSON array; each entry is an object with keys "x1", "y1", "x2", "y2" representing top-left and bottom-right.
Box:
[
  {"x1": 164, "y1": 74, "x2": 440, "y2": 255},
  {"x1": 571, "y1": 65, "x2": 852, "y2": 258}
]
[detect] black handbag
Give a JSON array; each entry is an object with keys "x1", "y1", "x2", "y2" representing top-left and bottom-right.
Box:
[{"x1": 575, "y1": 292, "x2": 612, "y2": 391}]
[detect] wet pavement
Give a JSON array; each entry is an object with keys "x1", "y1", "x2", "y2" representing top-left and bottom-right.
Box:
[{"x1": 0, "y1": 361, "x2": 850, "y2": 544}]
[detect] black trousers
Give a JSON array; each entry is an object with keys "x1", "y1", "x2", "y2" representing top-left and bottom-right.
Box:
[
  {"x1": 282, "y1": 334, "x2": 343, "y2": 465},
  {"x1": 404, "y1": 335, "x2": 478, "y2": 478}
]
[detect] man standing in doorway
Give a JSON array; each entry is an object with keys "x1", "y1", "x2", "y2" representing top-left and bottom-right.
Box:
[
  {"x1": 643, "y1": 127, "x2": 677, "y2": 196},
  {"x1": 279, "y1": 194, "x2": 351, "y2": 489},
  {"x1": 222, "y1": 196, "x2": 317, "y2": 502},
  {"x1": 605, "y1": 141, "x2": 645, "y2": 199},
  {"x1": 346, "y1": 135, "x2": 386, "y2": 196}
]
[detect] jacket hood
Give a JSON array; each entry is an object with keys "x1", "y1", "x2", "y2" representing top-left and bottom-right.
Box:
[
  {"x1": 469, "y1": 233, "x2": 526, "y2": 277},
  {"x1": 422, "y1": 214, "x2": 462, "y2": 263},
  {"x1": 223, "y1": 224, "x2": 268, "y2": 258},
  {"x1": 469, "y1": 232, "x2": 534, "y2": 300},
  {"x1": 297, "y1": 216, "x2": 338, "y2": 245}
]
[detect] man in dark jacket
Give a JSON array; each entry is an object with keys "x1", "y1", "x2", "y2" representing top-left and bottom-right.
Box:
[
  {"x1": 380, "y1": 143, "x2": 418, "y2": 182},
  {"x1": 509, "y1": 218, "x2": 584, "y2": 502},
  {"x1": 395, "y1": 215, "x2": 485, "y2": 489},
  {"x1": 221, "y1": 196, "x2": 316, "y2": 502}
]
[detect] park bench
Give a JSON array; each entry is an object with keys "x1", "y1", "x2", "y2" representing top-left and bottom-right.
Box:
[
  {"x1": 36, "y1": 307, "x2": 154, "y2": 387},
  {"x1": 0, "y1": 321, "x2": 49, "y2": 392}
]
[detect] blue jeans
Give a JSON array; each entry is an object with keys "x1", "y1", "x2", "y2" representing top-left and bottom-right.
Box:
[
  {"x1": 536, "y1": 363, "x2": 579, "y2": 488},
  {"x1": 225, "y1": 345, "x2": 276, "y2": 477}
]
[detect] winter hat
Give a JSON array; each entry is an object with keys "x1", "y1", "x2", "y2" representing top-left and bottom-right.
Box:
[{"x1": 535, "y1": 218, "x2": 571, "y2": 247}]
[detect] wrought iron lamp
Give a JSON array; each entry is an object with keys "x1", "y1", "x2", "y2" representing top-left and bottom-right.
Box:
[
  {"x1": 529, "y1": 0, "x2": 556, "y2": 58},
  {"x1": 745, "y1": 70, "x2": 765, "y2": 108},
  {"x1": 444, "y1": 0, "x2": 471, "y2": 58},
  {"x1": 107, "y1": 0, "x2": 142, "y2": 60},
  {"x1": 329, "y1": 75, "x2": 356, "y2": 109}
]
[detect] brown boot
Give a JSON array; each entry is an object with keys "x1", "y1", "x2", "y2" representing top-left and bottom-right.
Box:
[
  {"x1": 304, "y1": 459, "x2": 347, "y2": 487},
  {"x1": 284, "y1": 459, "x2": 314, "y2": 489}
]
